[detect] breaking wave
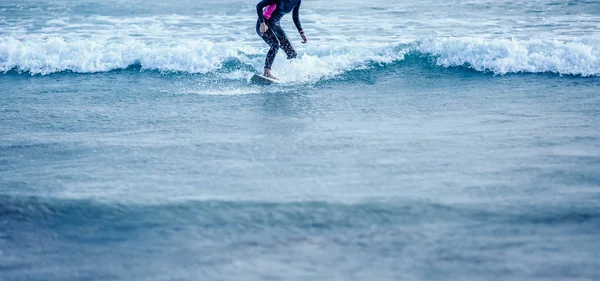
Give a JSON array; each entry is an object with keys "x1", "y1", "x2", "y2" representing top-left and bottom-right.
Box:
[{"x1": 1, "y1": 36, "x2": 599, "y2": 79}]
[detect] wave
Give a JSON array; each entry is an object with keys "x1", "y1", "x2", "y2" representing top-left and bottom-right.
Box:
[
  {"x1": 1, "y1": 36, "x2": 599, "y2": 78},
  {"x1": 418, "y1": 38, "x2": 600, "y2": 77},
  {"x1": 0, "y1": 195, "x2": 455, "y2": 228},
  {"x1": 2, "y1": 195, "x2": 599, "y2": 229},
  {"x1": 0, "y1": 37, "x2": 261, "y2": 75}
]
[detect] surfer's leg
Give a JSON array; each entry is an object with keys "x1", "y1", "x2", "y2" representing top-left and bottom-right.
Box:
[
  {"x1": 269, "y1": 23, "x2": 297, "y2": 59},
  {"x1": 256, "y1": 20, "x2": 279, "y2": 79},
  {"x1": 262, "y1": 31, "x2": 279, "y2": 76},
  {"x1": 257, "y1": 20, "x2": 279, "y2": 69}
]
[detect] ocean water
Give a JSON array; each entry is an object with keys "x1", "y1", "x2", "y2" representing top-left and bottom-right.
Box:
[{"x1": 1, "y1": 0, "x2": 600, "y2": 280}]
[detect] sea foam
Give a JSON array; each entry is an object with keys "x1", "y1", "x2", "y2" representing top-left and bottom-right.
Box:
[
  {"x1": 1, "y1": 36, "x2": 598, "y2": 78},
  {"x1": 418, "y1": 37, "x2": 600, "y2": 77}
]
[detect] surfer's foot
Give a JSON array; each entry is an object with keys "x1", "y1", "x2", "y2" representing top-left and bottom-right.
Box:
[{"x1": 263, "y1": 68, "x2": 278, "y2": 80}]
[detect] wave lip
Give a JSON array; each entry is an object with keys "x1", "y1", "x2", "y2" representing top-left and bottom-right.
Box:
[
  {"x1": 0, "y1": 37, "x2": 258, "y2": 75},
  {"x1": 418, "y1": 37, "x2": 600, "y2": 77},
  {"x1": 1, "y1": 36, "x2": 599, "y2": 78}
]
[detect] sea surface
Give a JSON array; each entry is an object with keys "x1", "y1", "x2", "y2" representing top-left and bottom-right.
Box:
[{"x1": 1, "y1": 0, "x2": 600, "y2": 280}]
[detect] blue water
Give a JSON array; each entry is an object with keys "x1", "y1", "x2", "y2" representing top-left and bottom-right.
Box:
[{"x1": 2, "y1": 0, "x2": 600, "y2": 280}]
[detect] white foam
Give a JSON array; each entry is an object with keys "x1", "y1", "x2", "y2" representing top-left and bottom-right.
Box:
[
  {"x1": 271, "y1": 46, "x2": 406, "y2": 83},
  {"x1": 0, "y1": 36, "x2": 404, "y2": 80},
  {"x1": 46, "y1": 18, "x2": 69, "y2": 26},
  {"x1": 1, "y1": 36, "x2": 599, "y2": 78},
  {"x1": 418, "y1": 37, "x2": 600, "y2": 77},
  {"x1": 0, "y1": 37, "x2": 260, "y2": 75}
]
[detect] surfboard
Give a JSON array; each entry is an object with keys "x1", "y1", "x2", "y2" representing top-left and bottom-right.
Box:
[{"x1": 250, "y1": 74, "x2": 280, "y2": 85}]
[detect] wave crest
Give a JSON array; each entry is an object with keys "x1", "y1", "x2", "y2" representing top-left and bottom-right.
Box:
[
  {"x1": 0, "y1": 37, "x2": 259, "y2": 75},
  {"x1": 1, "y1": 36, "x2": 599, "y2": 77},
  {"x1": 419, "y1": 37, "x2": 600, "y2": 77}
]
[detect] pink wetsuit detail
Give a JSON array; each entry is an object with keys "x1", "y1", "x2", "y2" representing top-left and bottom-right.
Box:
[{"x1": 263, "y1": 4, "x2": 277, "y2": 20}]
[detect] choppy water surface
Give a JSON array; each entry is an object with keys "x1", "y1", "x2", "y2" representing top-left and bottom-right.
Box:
[{"x1": 1, "y1": 0, "x2": 599, "y2": 280}]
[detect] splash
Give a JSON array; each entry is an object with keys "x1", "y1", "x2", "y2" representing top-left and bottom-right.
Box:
[
  {"x1": 1, "y1": 36, "x2": 599, "y2": 78},
  {"x1": 418, "y1": 37, "x2": 600, "y2": 77}
]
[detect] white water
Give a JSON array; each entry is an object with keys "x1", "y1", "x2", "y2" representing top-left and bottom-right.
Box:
[
  {"x1": 1, "y1": 36, "x2": 599, "y2": 77},
  {"x1": 1, "y1": 0, "x2": 599, "y2": 77}
]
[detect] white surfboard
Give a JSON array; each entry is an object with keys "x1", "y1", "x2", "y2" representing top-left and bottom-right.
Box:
[{"x1": 250, "y1": 74, "x2": 280, "y2": 85}]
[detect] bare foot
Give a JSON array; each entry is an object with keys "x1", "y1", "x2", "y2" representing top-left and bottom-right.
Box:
[{"x1": 263, "y1": 69, "x2": 279, "y2": 80}]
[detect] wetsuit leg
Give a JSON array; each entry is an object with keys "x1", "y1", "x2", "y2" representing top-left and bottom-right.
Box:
[
  {"x1": 256, "y1": 20, "x2": 279, "y2": 69},
  {"x1": 268, "y1": 22, "x2": 297, "y2": 59}
]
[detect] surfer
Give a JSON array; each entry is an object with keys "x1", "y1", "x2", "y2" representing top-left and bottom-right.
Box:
[{"x1": 256, "y1": 0, "x2": 307, "y2": 80}]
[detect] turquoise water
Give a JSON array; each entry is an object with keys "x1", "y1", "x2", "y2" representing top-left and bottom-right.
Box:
[{"x1": 1, "y1": 0, "x2": 600, "y2": 280}]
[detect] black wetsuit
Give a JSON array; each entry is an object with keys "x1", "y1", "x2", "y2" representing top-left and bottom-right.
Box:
[{"x1": 255, "y1": 0, "x2": 303, "y2": 69}]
